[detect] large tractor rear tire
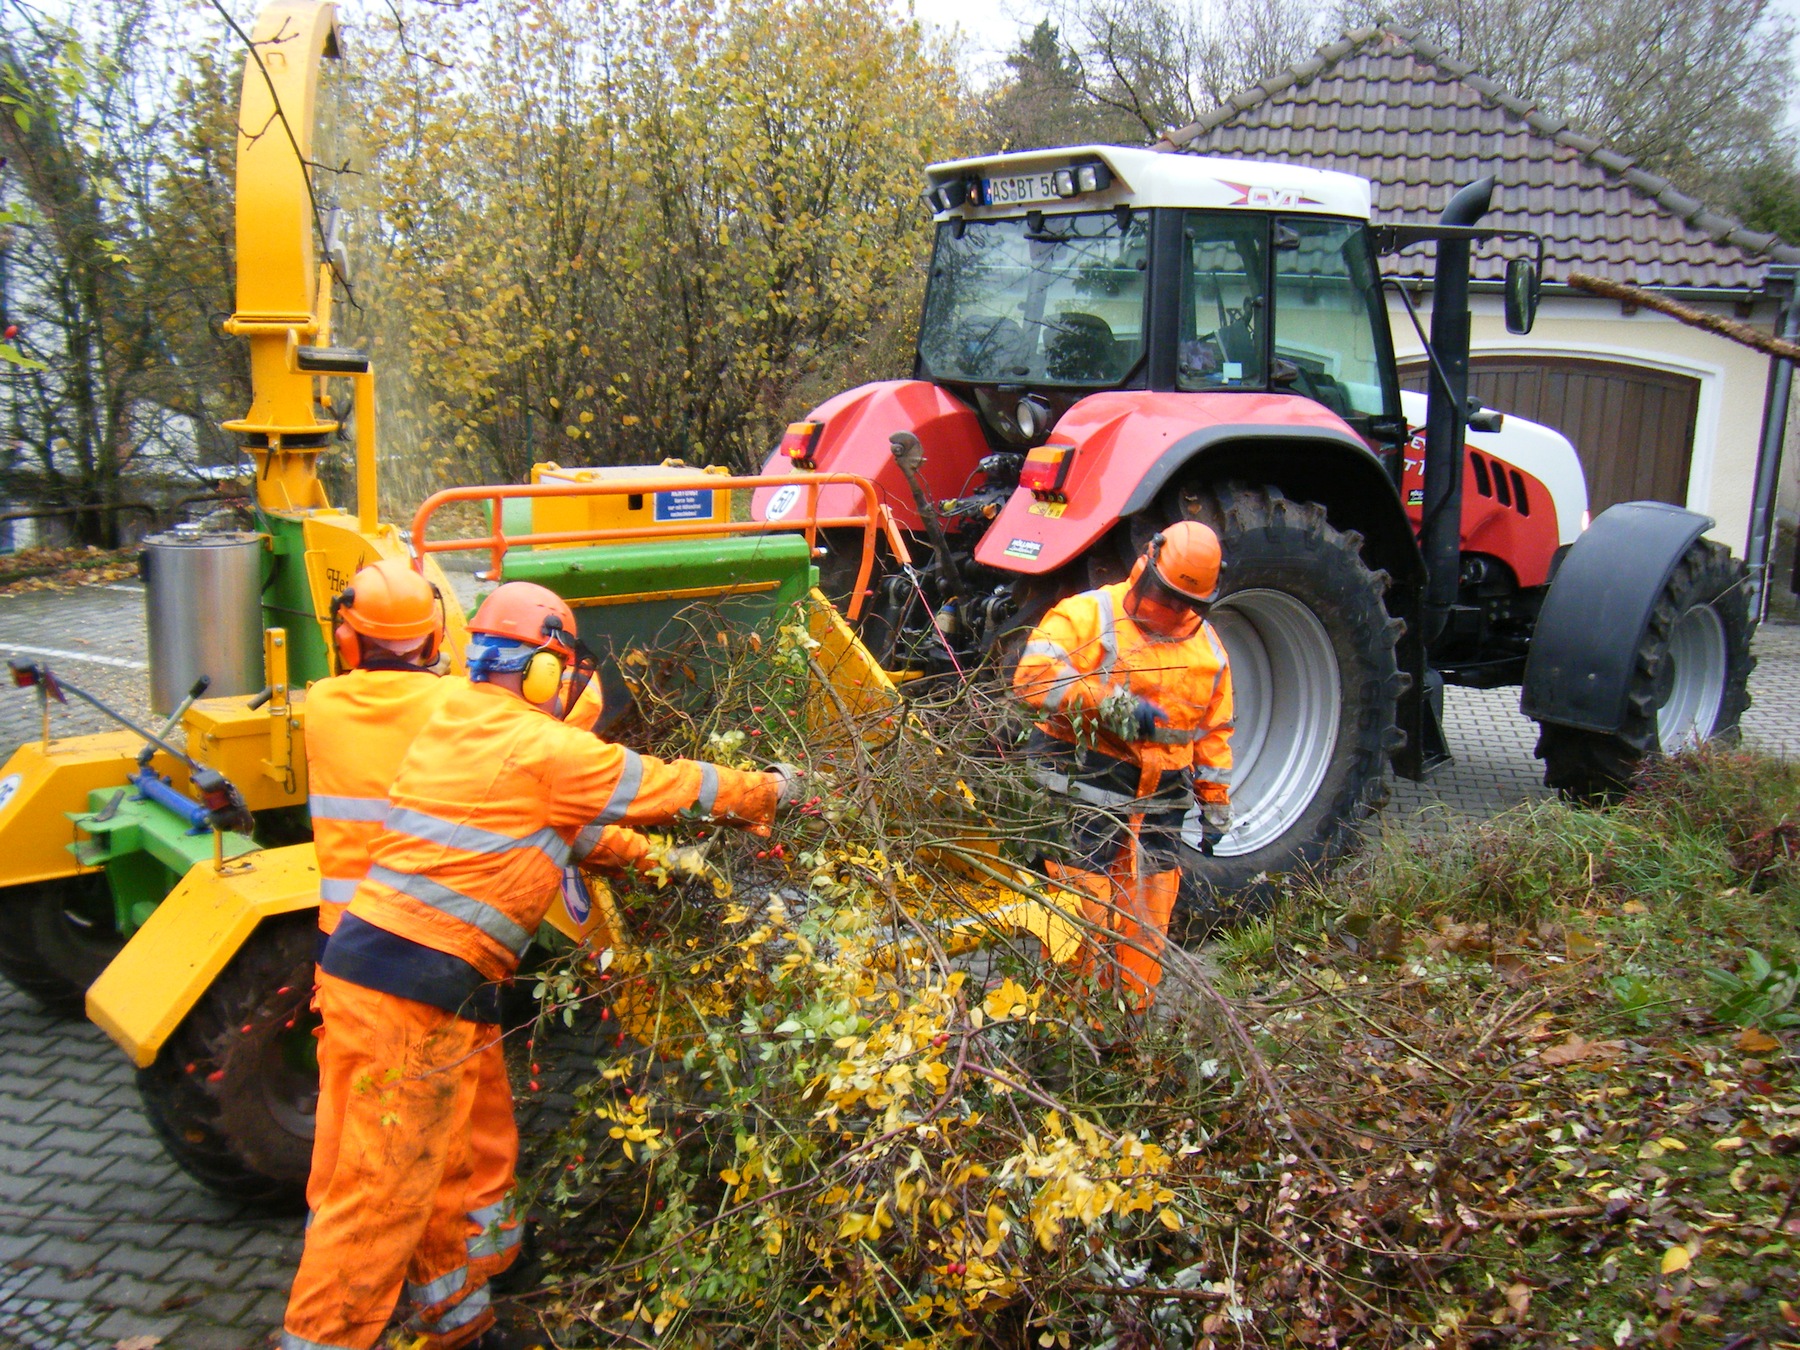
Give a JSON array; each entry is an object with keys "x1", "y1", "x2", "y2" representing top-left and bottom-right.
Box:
[
  {"x1": 136, "y1": 915, "x2": 318, "y2": 1210},
  {"x1": 1161, "y1": 482, "x2": 1404, "y2": 934},
  {"x1": 1535, "y1": 537, "x2": 1753, "y2": 801},
  {"x1": 0, "y1": 874, "x2": 124, "y2": 1016}
]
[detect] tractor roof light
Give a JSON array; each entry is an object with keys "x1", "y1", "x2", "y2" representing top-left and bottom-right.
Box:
[
  {"x1": 1019, "y1": 442, "x2": 1076, "y2": 499},
  {"x1": 1075, "y1": 162, "x2": 1112, "y2": 194},
  {"x1": 778, "y1": 420, "x2": 824, "y2": 469},
  {"x1": 925, "y1": 179, "x2": 972, "y2": 213}
]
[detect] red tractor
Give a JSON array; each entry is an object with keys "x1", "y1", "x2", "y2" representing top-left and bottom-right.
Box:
[{"x1": 754, "y1": 145, "x2": 1754, "y2": 920}]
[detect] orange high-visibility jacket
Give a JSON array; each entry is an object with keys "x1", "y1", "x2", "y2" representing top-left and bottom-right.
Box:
[
  {"x1": 346, "y1": 680, "x2": 779, "y2": 981},
  {"x1": 305, "y1": 668, "x2": 450, "y2": 934},
  {"x1": 1013, "y1": 581, "x2": 1234, "y2": 802}
]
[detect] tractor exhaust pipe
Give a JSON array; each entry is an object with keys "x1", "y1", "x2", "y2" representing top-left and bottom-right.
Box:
[{"x1": 1420, "y1": 175, "x2": 1494, "y2": 646}]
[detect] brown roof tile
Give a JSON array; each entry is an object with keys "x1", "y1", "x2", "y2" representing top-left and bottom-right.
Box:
[{"x1": 1158, "y1": 26, "x2": 1800, "y2": 290}]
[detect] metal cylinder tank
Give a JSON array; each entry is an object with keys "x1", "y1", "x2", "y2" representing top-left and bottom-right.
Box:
[{"x1": 142, "y1": 526, "x2": 265, "y2": 714}]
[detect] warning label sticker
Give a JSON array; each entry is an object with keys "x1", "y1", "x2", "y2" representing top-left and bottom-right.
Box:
[
  {"x1": 1003, "y1": 537, "x2": 1043, "y2": 559},
  {"x1": 1027, "y1": 500, "x2": 1066, "y2": 518},
  {"x1": 655, "y1": 488, "x2": 715, "y2": 522}
]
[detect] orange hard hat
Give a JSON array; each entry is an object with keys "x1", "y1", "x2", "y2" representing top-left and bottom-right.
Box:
[
  {"x1": 1147, "y1": 521, "x2": 1222, "y2": 602},
  {"x1": 340, "y1": 559, "x2": 442, "y2": 644},
  {"x1": 469, "y1": 582, "x2": 577, "y2": 662}
]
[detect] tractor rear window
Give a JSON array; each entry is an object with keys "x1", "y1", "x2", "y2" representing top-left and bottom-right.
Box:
[{"x1": 917, "y1": 212, "x2": 1150, "y2": 387}]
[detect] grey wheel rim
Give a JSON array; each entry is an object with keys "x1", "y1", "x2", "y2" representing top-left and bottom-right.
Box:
[
  {"x1": 1656, "y1": 603, "x2": 1727, "y2": 752},
  {"x1": 1184, "y1": 589, "x2": 1341, "y2": 857}
]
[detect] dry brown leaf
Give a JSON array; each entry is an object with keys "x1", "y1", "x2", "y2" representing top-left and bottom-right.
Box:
[
  {"x1": 1540, "y1": 1034, "x2": 1624, "y2": 1067},
  {"x1": 114, "y1": 1337, "x2": 162, "y2": 1350},
  {"x1": 1505, "y1": 1281, "x2": 1533, "y2": 1321},
  {"x1": 1565, "y1": 930, "x2": 1601, "y2": 960},
  {"x1": 1735, "y1": 1027, "x2": 1782, "y2": 1055}
]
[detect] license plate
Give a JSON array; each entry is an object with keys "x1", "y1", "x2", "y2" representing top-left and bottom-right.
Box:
[{"x1": 983, "y1": 172, "x2": 1061, "y2": 207}]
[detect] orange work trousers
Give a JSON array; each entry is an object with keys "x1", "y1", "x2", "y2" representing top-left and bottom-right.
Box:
[
  {"x1": 308, "y1": 985, "x2": 521, "y2": 1289},
  {"x1": 284, "y1": 973, "x2": 496, "y2": 1350},
  {"x1": 1047, "y1": 858, "x2": 1180, "y2": 1011}
]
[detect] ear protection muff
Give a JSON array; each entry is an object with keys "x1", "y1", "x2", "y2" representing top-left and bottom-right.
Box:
[
  {"x1": 520, "y1": 649, "x2": 566, "y2": 704},
  {"x1": 331, "y1": 587, "x2": 360, "y2": 674},
  {"x1": 417, "y1": 583, "x2": 446, "y2": 668}
]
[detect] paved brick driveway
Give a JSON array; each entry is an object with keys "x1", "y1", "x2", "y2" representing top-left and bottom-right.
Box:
[{"x1": 0, "y1": 580, "x2": 1796, "y2": 1350}]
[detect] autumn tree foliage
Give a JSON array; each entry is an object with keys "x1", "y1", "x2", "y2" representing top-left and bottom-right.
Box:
[{"x1": 344, "y1": 0, "x2": 967, "y2": 488}]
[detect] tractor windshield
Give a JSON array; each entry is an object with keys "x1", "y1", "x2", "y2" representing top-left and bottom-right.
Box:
[{"x1": 917, "y1": 211, "x2": 1150, "y2": 386}]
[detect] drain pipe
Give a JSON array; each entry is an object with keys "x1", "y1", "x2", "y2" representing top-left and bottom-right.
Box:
[
  {"x1": 1746, "y1": 262, "x2": 1799, "y2": 621},
  {"x1": 1420, "y1": 176, "x2": 1495, "y2": 647}
]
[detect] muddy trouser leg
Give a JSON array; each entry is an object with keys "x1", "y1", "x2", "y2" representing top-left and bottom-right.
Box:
[
  {"x1": 464, "y1": 1031, "x2": 523, "y2": 1283},
  {"x1": 281, "y1": 974, "x2": 488, "y2": 1350}
]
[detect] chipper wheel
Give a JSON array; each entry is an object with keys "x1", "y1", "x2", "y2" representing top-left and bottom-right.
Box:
[
  {"x1": 136, "y1": 915, "x2": 318, "y2": 1209},
  {"x1": 0, "y1": 875, "x2": 125, "y2": 1017},
  {"x1": 1157, "y1": 481, "x2": 1404, "y2": 935},
  {"x1": 1535, "y1": 536, "x2": 1754, "y2": 801}
]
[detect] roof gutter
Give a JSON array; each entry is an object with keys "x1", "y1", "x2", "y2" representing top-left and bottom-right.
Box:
[
  {"x1": 1392, "y1": 278, "x2": 1785, "y2": 305},
  {"x1": 1747, "y1": 262, "x2": 1799, "y2": 619}
]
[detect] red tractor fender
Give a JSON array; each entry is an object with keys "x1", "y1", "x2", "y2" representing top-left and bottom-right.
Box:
[
  {"x1": 752, "y1": 380, "x2": 989, "y2": 531},
  {"x1": 970, "y1": 390, "x2": 1406, "y2": 577}
]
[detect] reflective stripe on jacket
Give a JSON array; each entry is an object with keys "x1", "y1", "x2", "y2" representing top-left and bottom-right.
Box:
[
  {"x1": 347, "y1": 680, "x2": 779, "y2": 982},
  {"x1": 304, "y1": 668, "x2": 449, "y2": 934},
  {"x1": 1013, "y1": 581, "x2": 1234, "y2": 802}
]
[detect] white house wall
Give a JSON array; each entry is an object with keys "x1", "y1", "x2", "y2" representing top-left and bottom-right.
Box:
[{"x1": 1388, "y1": 292, "x2": 1782, "y2": 554}]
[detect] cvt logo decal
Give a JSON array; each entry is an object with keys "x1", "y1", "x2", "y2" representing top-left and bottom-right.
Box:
[
  {"x1": 1220, "y1": 182, "x2": 1322, "y2": 209},
  {"x1": 0, "y1": 773, "x2": 18, "y2": 815}
]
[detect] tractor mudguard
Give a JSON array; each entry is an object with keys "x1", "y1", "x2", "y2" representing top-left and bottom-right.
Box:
[
  {"x1": 1520, "y1": 501, "x2": 1713, "y2": 735},
  {"x1": 86, "y1": 843, "x2": 320, "y2": 1067},
  {"x1": 969, "y1": 389, "x2": 1393, "y2": 575},
  {"x1": 750, "y1": 380, "x2": 988, "y2": 531},
  {"x1": 0, "y1": 733, "x2": 189, "y2": 890}
]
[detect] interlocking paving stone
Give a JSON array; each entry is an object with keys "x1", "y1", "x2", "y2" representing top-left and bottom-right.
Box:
[{"x1": 1, "y1": 577, "x2": 1796, "y2": 1350}]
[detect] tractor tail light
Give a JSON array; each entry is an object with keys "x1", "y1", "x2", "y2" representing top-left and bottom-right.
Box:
[
  {"x1": 9, "y1": 659, "x2": 37, "y2": 688},
  {"x1": 778, "y1": 420, "x2": 824, "y2": 469},
  {"x1": 1019, "y1": 443, "x2": 1075, "y2": 498}
]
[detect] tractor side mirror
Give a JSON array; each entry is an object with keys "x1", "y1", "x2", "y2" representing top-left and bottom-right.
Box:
[{"x1": 1504, "y1": 257, "x2": 1540, "y2": 335}]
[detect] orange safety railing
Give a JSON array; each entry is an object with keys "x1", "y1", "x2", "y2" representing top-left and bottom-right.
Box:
[{"x1": 408, "y1": 472, "x2": 909, "y2": 620}]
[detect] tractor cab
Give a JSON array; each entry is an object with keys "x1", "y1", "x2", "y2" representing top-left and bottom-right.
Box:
[{"x1": 915, "y1": 146, "x2": 1406, "y2": 466}]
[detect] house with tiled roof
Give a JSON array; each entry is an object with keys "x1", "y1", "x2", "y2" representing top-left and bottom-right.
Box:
[{"x1": 1159, "y1": 24, "x2": 1800, "y2": 583}]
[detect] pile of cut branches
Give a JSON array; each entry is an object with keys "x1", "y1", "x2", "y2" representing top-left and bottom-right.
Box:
[{"x1": 509, "y1": 615, "x2": 1800, "y2": 1348}]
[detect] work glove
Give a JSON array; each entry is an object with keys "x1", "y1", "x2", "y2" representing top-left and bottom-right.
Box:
[
  {"x1": 767, "y1": 762, "x2": 807, "y2": 808},
  {"x1": 1098, "y1": 689, "x2": 1166, "y2": 742}
]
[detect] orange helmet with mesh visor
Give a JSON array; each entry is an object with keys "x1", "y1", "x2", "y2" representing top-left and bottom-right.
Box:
[{"x1": 1146, "y1": 521, "x2": 1222, "y2": 603}]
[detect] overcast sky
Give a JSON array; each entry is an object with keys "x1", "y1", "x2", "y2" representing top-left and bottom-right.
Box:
[{"x1": 904, "y1": 0, "x2": 1800, "y2": 127}]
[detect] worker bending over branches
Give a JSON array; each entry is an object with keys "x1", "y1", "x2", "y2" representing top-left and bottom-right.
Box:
[
  {"x1": 1014, "y1": 521, "x2": 1234, "y2": 1011},
  {"x1": 283, "y1": 581, "x2": 802, "y2": 1350}
]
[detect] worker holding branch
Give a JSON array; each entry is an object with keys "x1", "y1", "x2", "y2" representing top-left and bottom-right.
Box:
[
  {"x1": 1013, "y1": 521, "x2": 1234, "y2": 1011},
  {"x1": 284, "y1": 581, "x2": 800, "y2": 1350}
]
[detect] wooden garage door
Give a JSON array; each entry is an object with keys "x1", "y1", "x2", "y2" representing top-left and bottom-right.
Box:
[{"x1": 1399, "y1": 357, "x2": 1700, "y2": 516}]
